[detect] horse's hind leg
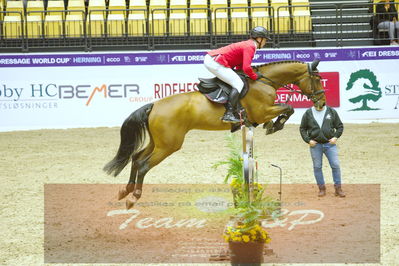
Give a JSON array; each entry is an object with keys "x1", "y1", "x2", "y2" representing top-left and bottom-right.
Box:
[
  {"x1": 126, "y1": 132, "x2": 186, "y2": 209},
  {"x1": 118, "y1": 141, "x2": 154, "y2": 200}
]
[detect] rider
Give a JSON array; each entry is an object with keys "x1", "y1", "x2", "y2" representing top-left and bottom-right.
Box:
[{"x1": 204, "y1": 26, "x2": 271, "y2": 123}]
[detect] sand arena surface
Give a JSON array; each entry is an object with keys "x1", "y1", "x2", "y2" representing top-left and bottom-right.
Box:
[{"x1": 1, "y1": 123, "x2": 399, "y2": 265}]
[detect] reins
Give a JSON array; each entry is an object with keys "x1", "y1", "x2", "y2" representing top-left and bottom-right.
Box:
[
  {"x1": 253, "y1": 63, "x2": 325, "y2": 104},
  {"x1": 254, "y1": 73, "x2": 300, "y2": 104}
]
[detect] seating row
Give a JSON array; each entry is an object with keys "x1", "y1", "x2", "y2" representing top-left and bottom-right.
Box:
[{"x1": 1, "y1": 0, "x2": 312, "y2": 38}]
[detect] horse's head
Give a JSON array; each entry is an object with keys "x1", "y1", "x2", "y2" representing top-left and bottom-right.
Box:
[{"x1": 297, "y1": 59, "x2": 326, "y2": 109}]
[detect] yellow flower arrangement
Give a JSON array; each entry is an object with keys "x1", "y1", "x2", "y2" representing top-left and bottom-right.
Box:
[
  {"x1": 223, "y1": 222, "x2": 271, "y2": 244},
  {"x1": 223, "y1": 177, "x2": 275, "y2": 244}
]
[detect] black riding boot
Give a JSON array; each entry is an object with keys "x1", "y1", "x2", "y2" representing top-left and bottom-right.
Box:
[{"x1": 222, "y1": 88, "x2": 240, "y2": 123}]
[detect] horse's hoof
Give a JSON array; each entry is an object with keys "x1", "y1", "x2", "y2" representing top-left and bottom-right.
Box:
[
  {"x1": 126, "y1": 198, "x2": 137, "y2": 209},
  {"x1": 118, "y1": 188, "x2": 129, "y2": 200},
  {"x1": 263, "y1": 121, "x2": 274, "y2": 135}
]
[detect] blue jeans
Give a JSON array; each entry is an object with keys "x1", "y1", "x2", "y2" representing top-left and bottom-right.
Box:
[
  {"x1": 377, "y1": 21, "x2": 399, "y2": 42},
  {"x1": 310, "y1": 143, "x2": 341, "y2": 185}
]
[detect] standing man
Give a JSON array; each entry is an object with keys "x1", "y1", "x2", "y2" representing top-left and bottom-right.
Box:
[{"x1": 299, "y1": 103, "x2": 345, "y2": 197}]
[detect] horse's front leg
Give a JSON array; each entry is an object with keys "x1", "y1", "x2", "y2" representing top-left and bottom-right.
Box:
[{"x1": 261, "y1": 103, "x2": 294, "y2": 135}]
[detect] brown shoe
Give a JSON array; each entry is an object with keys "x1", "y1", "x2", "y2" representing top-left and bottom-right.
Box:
[
  {"x1": 334, "y1": 184, "x2": 346, "y2": 197},
  {"x1": 318, "y1": 184, "x2": 326, "y2": 197}
]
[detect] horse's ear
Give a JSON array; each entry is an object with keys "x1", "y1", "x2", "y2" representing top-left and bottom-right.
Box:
[{"x1": 311, "y1": 59, "x2": 320, "y2": 70}]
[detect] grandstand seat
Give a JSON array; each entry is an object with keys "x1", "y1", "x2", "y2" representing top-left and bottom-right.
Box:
[
  {"x1": 230, "y1": 0, "x2": 250, "y2": 35},
  {"x1": 26, "y1": 15, "x2": 42, "y2": 38},
  {"x1": 270, "y1": 0, "x2": 290, "y2": 34},
  {"x1": 250, "y1": 0, "x2": 268, "y2": 8},
  {"x1": 127, "y1": 12, "x2": 147, "y2": 36},
  {"x1": 88, "y1": 14, "x2": 105, "y2": 37},
  {"x1": 270, "y1": 0, "x2": 288, "y2": 9},
  {"x1": 2, "y1": 15, "x2": 22, "y2": 38},
  {"x1": 293, "y1": 9, "x2": 311, "y2": 33},
  {"x1": 44, "y1": 15, "x2": 63, "y2": 37},
  {"x1": 0, "y1": 1, "x2": 3, "y2": 21},
  {"x1": 275, "y1": 9, "x2": 290, "y2": 34},
  {"x1": 169, "y1": 0, "x2": 188, "y2": 35},
  {"x1": 129, "y1": 0, "x2": 147, "y2": 12},
  {"x1": 65, "y1": 14, "x2": 84, "y2": 37},
  {"x1": 88, "y1": 0, "x2": 106, "y2": 16},
  {"x1": 190, "y1": 0, "x2": 207, "y2": 9},
  {"x1": 68, "y1": 0, "x2": 86, "y2": 16},
  {"x1": 291, "y1": 0, "x2": 309, "y2": 11},
  {"x1": 107, "y1": 13, "x2": 125, "y2": 36},
  {"x1": 46, "y1": 0, "x2": 65, "y2": 18},
  {"x1": 210, "y1": 0, "x2": 228, "y2": 35},
  {"x1": 128, "y1": 0, "x2": 147, "y2": 36},
  {"x1": 5, "y1": 0, "x2": 24, "y2": 17},
  {"x1": 189, "y1": 0, "x2": 208, "y2": 35},
  {"x1": 127, "y1": 0, "x2": 147, "y2": 36},
  {"x1": 109, "y1": 0, "x2": 126, "y2": 15},
  {"x1": 250, "y1": 0, "x2": 271, "y2": 32},
  {"x1": 27, "y1": 1, "x2": 45, "y2": 19},
  {"x1": 149, "y1": 0, "x2": 167, "y2": 36}
]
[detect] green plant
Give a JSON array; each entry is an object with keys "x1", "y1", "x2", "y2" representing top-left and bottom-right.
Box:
[
  {"x1": 214, "y1": 134, "x2": 279, "y2": 243},
  {"x1": 212, "y1": 134, "x2": 244, "y2": 184}
]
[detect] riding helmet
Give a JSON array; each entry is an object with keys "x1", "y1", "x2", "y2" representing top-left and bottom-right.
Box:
[{"x1": 250, "y1": 26, "x2": 271, "y2": 40}]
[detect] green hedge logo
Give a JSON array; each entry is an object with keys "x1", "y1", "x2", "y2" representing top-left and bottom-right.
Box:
[{"x1": 345, "y1": 69, "x2": 382, "y2": 111}]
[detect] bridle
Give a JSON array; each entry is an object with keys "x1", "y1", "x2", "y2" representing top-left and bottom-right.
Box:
[
  {"x1": 254, "y1": 63, "x2": 325, "y2": 104},
  {"x1": 297, "y1": 68, "x2": 325, "y2": 104}
]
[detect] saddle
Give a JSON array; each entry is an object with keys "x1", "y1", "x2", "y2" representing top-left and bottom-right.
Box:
[
  {"x1": 197, "y1": 71, "x2": 250, "y2": 104},
  {"x1": 197, "y1": 71, "x2": 255, "y2": 132}
]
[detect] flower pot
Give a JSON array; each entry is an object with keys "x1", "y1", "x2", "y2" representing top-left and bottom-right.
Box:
[{"x1": 229, "y1": 241, "x2": 264, "y2": 265}]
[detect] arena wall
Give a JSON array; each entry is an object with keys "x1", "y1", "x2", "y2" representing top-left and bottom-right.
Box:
[{"x1": 0, "y1": 46, "x2": 398, "y2": 131}]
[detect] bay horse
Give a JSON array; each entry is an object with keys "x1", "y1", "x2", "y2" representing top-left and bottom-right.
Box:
[{"x1": 104, "y1": 59, "x2": 326, "y2": 209}]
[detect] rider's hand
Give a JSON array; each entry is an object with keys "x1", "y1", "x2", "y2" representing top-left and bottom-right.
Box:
[
  {"x1": 309, "y1": 140, "x2": 317, "y2": 147},
  {"x1": 329, "y1": 137, "x2": 337, "y2": 145}
]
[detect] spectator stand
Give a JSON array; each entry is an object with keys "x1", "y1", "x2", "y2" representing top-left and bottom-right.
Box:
[{"x1": 1, "y1": 0, "x2": 399, "y2": 52}]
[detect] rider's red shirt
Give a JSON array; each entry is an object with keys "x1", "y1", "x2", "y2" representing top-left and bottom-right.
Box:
[{"x1": 208, "y1": 39, "x2": 258, "y2": 80}]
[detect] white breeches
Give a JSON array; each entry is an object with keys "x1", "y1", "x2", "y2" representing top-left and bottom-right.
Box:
[{"x1": 203, "y1": 54, "x2": 244, "y2": 93}]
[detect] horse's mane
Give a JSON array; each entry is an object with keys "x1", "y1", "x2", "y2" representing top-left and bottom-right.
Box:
[{"x1": 254, "y1": 60, "x2": 305, "y2": 69}]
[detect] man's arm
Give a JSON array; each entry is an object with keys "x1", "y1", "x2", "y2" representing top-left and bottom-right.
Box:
[
  {"x1": 299, "y1": 111, "x2": 311, "y2": 143},
  {"x1": 332, "y1": 108, "x2": 344, "y2": 138}
]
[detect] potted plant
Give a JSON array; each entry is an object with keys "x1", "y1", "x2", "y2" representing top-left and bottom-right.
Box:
[{"x1": 213, "y1": 135, "x2": 278, "y2": 265}]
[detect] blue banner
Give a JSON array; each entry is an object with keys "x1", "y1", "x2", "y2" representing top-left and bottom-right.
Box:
[{"x1": 0, "y1": 47, "x2": 398, "y2": 68}]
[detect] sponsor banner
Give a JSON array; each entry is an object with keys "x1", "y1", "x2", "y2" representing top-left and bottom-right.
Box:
[
  {"x1": 276, "y1": 72, "x2": 340, "y2": 108},
  {"x1": 0, "y1": 51, "x2": 398, "y2": 131},
  {"x1": 44, "y1": 184, "x2": 380, "y2": 263},
  {"x1": 0, "y1": 47, "x2": 398, "y2": 68},
  {"x1": 334, "y1": 60, "x2": 399, "y2": 121}
]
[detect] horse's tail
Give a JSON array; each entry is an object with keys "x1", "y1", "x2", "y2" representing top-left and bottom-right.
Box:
[{"x1": 103, "y1": 103, "x2": 154, "y2": 177}]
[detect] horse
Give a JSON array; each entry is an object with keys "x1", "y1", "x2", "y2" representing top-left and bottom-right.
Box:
[{"x1": 103, "y1": 59, "x2": 326, "y2": 209}]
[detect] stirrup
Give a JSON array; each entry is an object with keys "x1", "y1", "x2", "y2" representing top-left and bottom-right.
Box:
[{"x1": 222, "y1": 112, "x2": 240, "y2": 123}]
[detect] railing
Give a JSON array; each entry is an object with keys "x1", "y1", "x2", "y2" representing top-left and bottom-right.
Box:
[
  {"x1": 0, "y1": 2, "x2": 396, "y2": 52},
  {"x1": 274, "y1": 4, "x2": 340, "y2": 48},
  {"x1": 0, "y1": 10, "x2": 25, "y2": 50}
]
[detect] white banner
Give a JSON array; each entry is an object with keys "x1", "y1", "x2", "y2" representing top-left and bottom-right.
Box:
[{"x1": 0, "y1": 51, "x2": 398, "y2": 131}]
